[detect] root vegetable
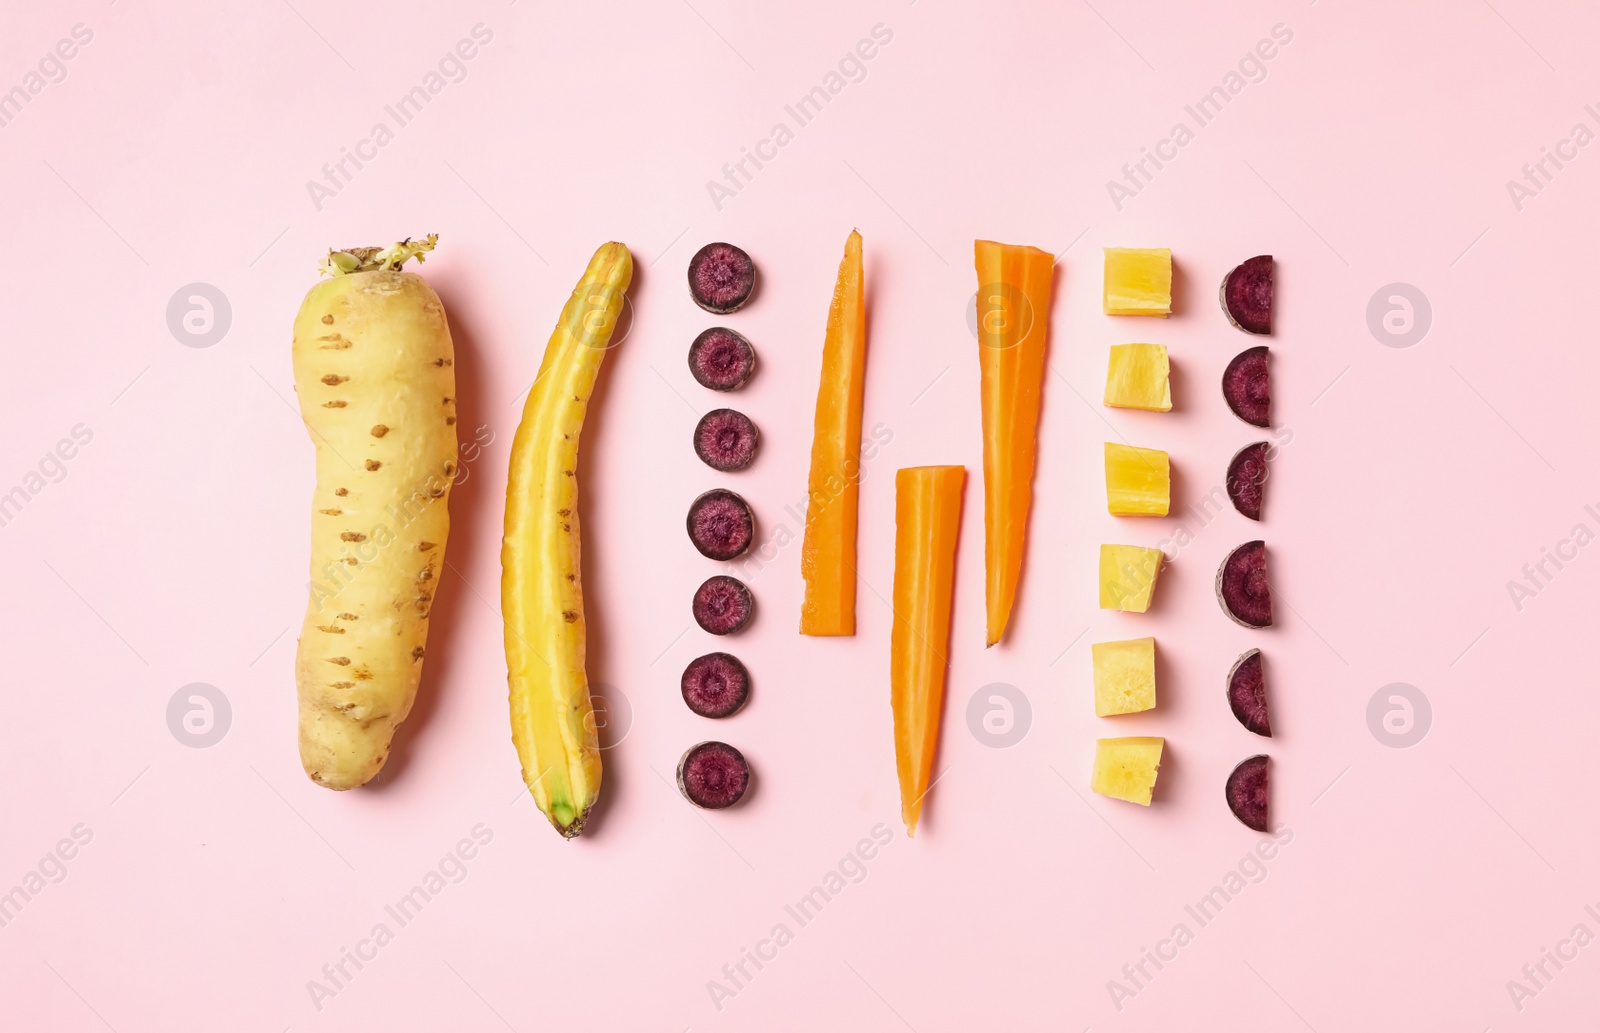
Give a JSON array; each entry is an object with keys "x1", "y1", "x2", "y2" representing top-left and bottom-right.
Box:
[
  {"x1": 293, "y1": 235, "x2": 454, "y2": 791},
  {"x1": 975, "y1": 239, "x2": 1055, "y2": 646},
  {"x1": 799, "y1": 230, "x2": 868, "y2": 636},
  {"x1": 503, "y1": 242, "x2": 633, "y2": 838},
  {"x1": 890, "y1": 465, "x2": 965, "y2": 837}
]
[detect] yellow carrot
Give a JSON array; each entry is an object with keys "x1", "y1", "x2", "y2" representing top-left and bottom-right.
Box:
[
  {"x1": 891, "y1": 465, "x2": 965, "y2": 836},
  {"x1": 799, "y1": 229, "x2": 867, "y2": 636},
  {"x1": 974, "y1": 240, "x2": 1054, "y2": 646},
  {"x1": 503, "y1": 242, "x2": 632, "y2": 838}
]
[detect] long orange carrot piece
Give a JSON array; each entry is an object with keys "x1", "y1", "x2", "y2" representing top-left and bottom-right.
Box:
[
  {"x1": 891, "y1": 465, "x2": 965, "y2": 836},
  {"x1": 974, "y1": 240, "x2": 1054, "y2": 646},
  {"x1": 800, "y1": 230, "x2": 867, "y2": 636}
]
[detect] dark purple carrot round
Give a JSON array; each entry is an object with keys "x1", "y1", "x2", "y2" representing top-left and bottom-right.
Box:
[
  {"x1": 1222, "y1": 346, "x2": 1270, "y2": 428},
  {"x1": 681, "y1": 652, "x2": 750, "y2": 718},
  {"x1": 693, "y1": 575, "x2": 754, "y2": 635},
  {"x1": 1227, "y1": 649, "x2": 1272, "y2": 737},
  {"x1": 1221, "y1": 255, "x2": 1274, "y2": 335},
  {"x1": 677, "y1": 740, "x2": 751, "y2": 808},
  {"x1": 688, "y1": 243, "x2": 756, "y2": 314},
  {"x1": 1226, "y1": 442, "x2": 1270, "y2": 521},
  {"x1": 687, "y1": 489, "x2": 754, "y2": 561},
  {"x1": 688, "y1": 327, "x2": 757, "y2": 391},
  {"x1": 694, "y1": 409, "x2": 759, "y2": 472},
  {"x1": 1216, "y1": 540, "x2": 1273, "y2": 628},
  {"x1": 1226, "y1": 754, "x2": 1270, "y2": 832}
]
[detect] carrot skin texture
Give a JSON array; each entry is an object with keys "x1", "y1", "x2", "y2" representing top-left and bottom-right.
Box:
[
  {"x1": 891, "y1": 465, "x2": 965, "y2": 836},
  {"x1": 502, "y1": 242, "x2": 632, "y2": 837},
  {"x1": 974, "y1": 240, "x2": 1054, "y2": 646},
  {"x1": 799, "y1": 230, "x2": 868, "y2": 636}
]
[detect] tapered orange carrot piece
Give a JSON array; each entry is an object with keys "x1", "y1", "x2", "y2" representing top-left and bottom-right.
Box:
[
  {"x1": 800, "y1": 230, "x2": 867, "y2": 635},
  {"x1": 974, "y1": 240, "x2": 1054, "y2": 646},
  {"x1": 891, "y1": 465, "x2": 965, "y2": 836}
]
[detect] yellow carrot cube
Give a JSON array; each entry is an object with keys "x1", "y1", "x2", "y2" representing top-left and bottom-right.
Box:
[
  {"x1": 1104, "y1": 344, "x2": 1171, "y2": 411},
  {"x1": 1103, "y1": 248, "x2": 1172, "y2": 316},
  {"x1": 1104, "y1": 442, "x2": 1170, "y2": 516},
  {"x1": 1099, "y1": 544, "x2": 1164, "y2": 612},
  {"x1": 1092, "y1": 737, "x2": 1165, "y2": 805},
  {"x1": 1092, "y1": 637, "x2": 1157, "y2": 716}
]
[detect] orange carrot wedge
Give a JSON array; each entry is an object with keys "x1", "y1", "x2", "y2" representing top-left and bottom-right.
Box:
[
  {"x1": 974, "y1": 240, "x2": 1054, "y2": 646},
  {"x1": 891, "y1": 464, "x2": 965, "y2": 836},
  {"x1": 800, "y1": 229, "x2": 867, "y2": 635}
]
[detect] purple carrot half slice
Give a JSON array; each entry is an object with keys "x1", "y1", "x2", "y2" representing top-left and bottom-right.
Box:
[
  {"x1": 1227, "y1": 649, "x2": 1272, "y2": 737},
  {"x1": 1226, "y1": 754, "x2": 1270, "y2": 832},
  {"x1": 1221, "y1": 255, "x2": 1273, "y2": 335}
]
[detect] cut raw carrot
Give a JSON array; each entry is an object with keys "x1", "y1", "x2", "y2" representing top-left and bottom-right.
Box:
[
  {"x1": 799, "y1": 230, "x2": 867, "y2": 636},
  {"x1": 974, "y1": 240, "x2": 1054, "y2": 646},
  {"x1": 891, "y1": 465, "x2": 965, "y2": 837}
]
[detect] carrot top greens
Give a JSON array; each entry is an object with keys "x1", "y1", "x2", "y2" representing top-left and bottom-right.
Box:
[{"x1": 319, "y1": 234, "x2": 438, "y2": 277}]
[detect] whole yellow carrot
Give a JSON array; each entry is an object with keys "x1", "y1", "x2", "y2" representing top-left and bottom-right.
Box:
[
  {"x1": 799, "y1": 229, "x2": 868, "y2": 635},
  {"x1": 974, "y1": 240, "x2": 1054, "y2": 646},
  {"x1": 891, "y1": 465, "x2": 965, "y2": 836},
  {"x1": 503, "y1": 242, "x2": 632, "y2": 838}
]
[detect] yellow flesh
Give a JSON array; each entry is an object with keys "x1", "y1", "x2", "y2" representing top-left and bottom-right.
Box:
[
  {"x1": 1092, "y1": 637, "x2": 1157, "y2": 717},
  {"x1": 293, "y1": 269, "x2": 456, "y2": 790},
  {"x1": 1092, "y1": 737, "x2": 1165, "y2": 805},
  {"x1": 1099, "y1": 544, "x2": 1164, "y2": 612},
  {"x1": 1104, "y1": 442, "x2": 1170, "y2": 516},
  {"x1": 503, "y1": 243, "x2": 633, "y2": 837},
  {"x1": 1103, "y1": 248, "x2": 1173, "y2": 316},
  {"x1": 1103, "y1": 343, "x2": 1171, "y2": 411}
]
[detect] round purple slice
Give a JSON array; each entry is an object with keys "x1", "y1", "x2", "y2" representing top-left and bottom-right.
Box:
[
  {"x1": 1226, "y1": 441, "x2": 1270, "y2": 521},
  {"x1": 687, "y1": 490, "x2": 754, "y2": 561},
  {"x1": 1222, "y1": 345, "x2": 1270, "y2": 428},
  {"x1": 681, "y1": 652, "x2": 750, "y2": 718},
  {"x1": 1216, "y1": 540, "x2": 1273, "y2": 628},
  {"x1": 692, "y1": 575, "x2": 754, "y2": 635},
  {"x1": 688, "y1": 243, "x2": 756, "y2": 314},
  {"x1": 1226, "y1": 754, "x2": 1270, "y2": 832},
  {"x1": 1221, "y1": 255, "x2": 1274, "y2": 335},
  {"x1": 677, "y1": 740, "x2": 751, "y2": 808},
  {"x1": 694, "y1": 409, "x2": 759, "y2": 472},
  {"x1": 1227, "y1": 649, "x2": 1272, "y2": 737},
  {"x1": 688, "y1": 327, "x2": 757, "y2": 391}
]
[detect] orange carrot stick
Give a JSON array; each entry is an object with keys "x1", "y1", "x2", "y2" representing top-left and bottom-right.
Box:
[
  {"x1": 974, "y1": 240, "x2": 1054, "y2": 646},
  {"x1": 800, "y1": 230, "x2": 867, "y2": 636},
  {"x1": 891, "y1": 465, "x2": 965, "y2": 836}
]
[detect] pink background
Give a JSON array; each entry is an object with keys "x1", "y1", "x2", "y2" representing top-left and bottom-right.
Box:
[{"x1": 2, "y1": 0, "x2": 1597, "y2": 1029}]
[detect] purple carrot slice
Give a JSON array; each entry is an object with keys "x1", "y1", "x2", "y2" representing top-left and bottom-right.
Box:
[
  {"x1": 1221, "y1": 255, "x2": 1274, "y2": 335},
  {"x1": 693, "y1": 575, "x2": 754, "y2": 635},
  {"x1": 1226, "y1": 754, "x2": 1270, "y2": 832},
  {"x1": 677, "y1": 740, "x2": 751, "y2": 808},
  {"x1": 1226, "y1": 442, "x2": 1270, "y2": 521},
  {"x1": 688, "y1": 243, "x2": 756, "y2": 314},
  {"x1": 1222, "y1": 346, "x2": 1270, "y2": 428},
  {"x1": 1216, "y1": 540, "x2": 1273, "y2": 628},
  {"x1": 681, "y1": 652, "x2": 750, "y2": 718},
  {"x1": 686, "y1": 489, "x2": 754, "y2": 561},
  {"x1": 694, "y1": 409, "x2": 760, "y2": 472},
  {"x1": 1227, "y1": 649, "x2": 1272, "y2": 737},
  {"x1": 688, "y1": 327, "x2": 757, "y2": 391}
]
